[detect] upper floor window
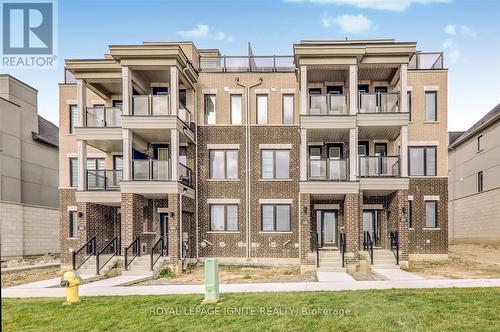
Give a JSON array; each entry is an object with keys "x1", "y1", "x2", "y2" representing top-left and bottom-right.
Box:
[
  {"x1": 204, "y1": 94, "x2": 216, "y2": 124},
  {"x1": 407, "y1": 200, "x2": 413, "y2": 228},
  {"x1": 210, "y1": 204, "x2": 238, "y2": 231},
  {"x1": 409, "y1": 146, "x2": 436, "y2": 176},
  {"x1": 70, "y1": 158, "x2": 78, "y2": 187},
  {"x1": 477, "y1": 135, "x2": 483, "y2": 152},
  {"x1": 69, "y1": 105, "x2": 78, "y2": 133},
  {"x1": 261, "y1": 204, "x2": 291, "y2": 232},
  {"x1": 257, "y1": 95, "x2": 268, "y2": 124},
  {"x1": 230, "y1": 95, "x2": 242, "y2": 125},
  {"x1": 179, "y1": 147, "x2": 187, "y2": 166},
  {"x1": 69, "y1": 211, "x2": 78, "y2": 238},
  {"x1": 209, "y1": 150, "x2": 238, "y2": 179},
  {"x1": 407, "y1": 91, "x2": 412, "y2": 120},
  {"x1": 261, "y1": 150, "x2": 290, "y2": 179},
  {"x1": 282, "y1": 94, "x2": 294, "y2": 124},
  {"x1": 477, "y1": 171, "x2": 483, "y2": 192},
  {"x1": 425, "y1": 91, "x2": 437, "y2": 121},
  {"x1": 425, "y1": 201, "x2": 438, "y2": 228}
]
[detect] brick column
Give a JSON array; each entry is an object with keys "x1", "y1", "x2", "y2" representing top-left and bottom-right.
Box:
[
  {"x1": 121, "y1": 193, "x2": 143, "y2": 253},
  {"x1": 344, "y1": 193, "x2": 360, "y2": 254},
  {"x1": 166, "y1": 193, "x2": 180, "y2": 262},
  {"x1": 299, "y1": 193, "x2": 314, "y2": 265},
  {"x1": 396, "y1": 190, "x2": 409, "y2": 262}
]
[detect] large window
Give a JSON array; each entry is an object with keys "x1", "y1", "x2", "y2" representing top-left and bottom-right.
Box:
[
  {"x1": 204, "y1": 94, "x2": 216, "y2": 124},
  {"x1": 69, "y1": 211, "x2": 78, "y2": 238},
  {"x1": 210, "y1": 204, "x2": 238, "y2": 231},
  {"x1": 425, "y1": 201, "x2": 438, "y2": 228},
  {"x1": 425, "y1": 91, "x2": 437, "y2": 121},
  {"x1": 407, "y1": 91, "x2": 412, "y2": 120},
  {"x1": 408, "y1": 200, "x2": 413, "y2": 228},
  {"x1": 209, "y1": 150, "x2": 238, "y2": 179},
  {"x1": 70, "y1": 158, "x2": 78, "y2": 187},
  {"x1": 282, "y1": 94, "x2": 294, "y2": 124},
  {"x1": 230, "y1": 95, "x2": 242, "y2": 125},
  {"x1": 257, "y1": 95, "x2": 268, "y2": 124},
  {"x1": 261, "y1": 204, "x2": 291, "y2": 232},
  {"x1": 261, "y1": 150, "x2": 290, "y2": 179},
  {"x1": 477, "y1": 171, "x2": 483, "y2": 192},
  {"x1": 409, "y1": 146, "x2": 436, "y2": 176},
  {"x1": 69, "y1": 105, "x2": 78, "y2": 133}
]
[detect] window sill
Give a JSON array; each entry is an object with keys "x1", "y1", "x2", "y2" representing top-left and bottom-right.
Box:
[
  {"x1": 207, "y1": 178, "x2": 240, "y2": 182},
  {"x1": 66, "y1": 237, "x2": 78, "y2": 240},
  {"x1": 408, "y1": 228, "x2": 414, "y2": 231},
  {"x1": 259, "y1": 179, "x2": 293, "y2": 182},
  {"x1": 207, "y1": 231, "x2": 240, "y2": 234},
  {"x1": 423, "y1": 227, "x2": 441, "y2": 231},
  {"x1": 423, "y1": 121, "x2": 439, "y2": 124},
  {"x1": 259, "y1": 231, "x2": 293, "y2": 234}
]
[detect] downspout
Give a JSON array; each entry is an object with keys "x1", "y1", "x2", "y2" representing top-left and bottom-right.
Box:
[
  {"x1": 179, "y1": 188, "x2": 187, "y2": 270},
  {"x1": 235, "y1": 77, "x2": 263, "y2": 260}
]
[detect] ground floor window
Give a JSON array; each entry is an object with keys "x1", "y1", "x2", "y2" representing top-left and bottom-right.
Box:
[
  {"x1": 69, "y1": 211, "x2": 78, "y2": 238},
  {"x1": 261, "y1": 204, "x2": 291, "y2": 232},
  {"x1": 408, "y1": 200, "x2": 413, "y2": 228},
  {"x1": 425, "y1": 201, "x2": 438, "y2": 228},
  {"x1": 209, "y1": 204, "x2": 238, "y2": 231}
]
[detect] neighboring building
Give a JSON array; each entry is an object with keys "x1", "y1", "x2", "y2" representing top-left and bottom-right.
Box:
[
  {"x1": 448, "y1": 104, "x2": 500, "y2": 243},
  {"x1": 60, "y1": 39, "x2": 448, "y2": 273},
  {"x1": 0, "y1": 74, "x2": 60, "y2": 259}
]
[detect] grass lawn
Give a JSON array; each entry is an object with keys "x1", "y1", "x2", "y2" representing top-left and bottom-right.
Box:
[{"x1": 2, "y1": 288, "x2": 500, "y2": 331}]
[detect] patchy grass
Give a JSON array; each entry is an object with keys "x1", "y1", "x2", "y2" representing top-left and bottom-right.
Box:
[
  {"x1": 158, "y1": 267, "x2": 176, "y2": 279},
  {"x1": 3, "y1": 288, "x2": 500, "y2": 331}
]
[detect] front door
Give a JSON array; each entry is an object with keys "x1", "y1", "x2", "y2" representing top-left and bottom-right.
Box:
[
  {"x1": 363, "y1": 210, "x2": 381, "y2": 247},
  {"x1": 320, "y1": 211, "x2": 337, "y2": 247},
  {"x1": 159, "y1": 213, "x2": 168, "y2": 239}
]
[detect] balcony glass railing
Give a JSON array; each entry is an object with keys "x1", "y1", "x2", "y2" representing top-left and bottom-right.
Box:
[
  {"x1": 308, "y1": 159, "x2": 348, "y2": 181},
  {"x1": 178, "y1": 163, "x2": 193, "y2": 188},
  {"x1": 199, "y1": 56, "x2": 295, "y2": 73},
  {"x1": 358, "y1": 92, "x2": 399, "y2": 113},
  {"x1": 86, "y1": 170, "x2": 122, "y2": 190},
  {"x1": 132, "y1": 95, "x2": 192, "y2": 125},
  {"x1": 308, "y1": 94, "x2": 349, "y2": 115},
  {"x1": 408, "y1": 52, "x2": 444, "y2": 70},
  {"x1": 85, "y1": 107, "x2": 122, "y2": 127},
  {"x1": 132, "y1": 159, "x2": 193, "y2": 186},
  {"x1": 359, "y1": 156, "x2": 400, "y2": 177}
]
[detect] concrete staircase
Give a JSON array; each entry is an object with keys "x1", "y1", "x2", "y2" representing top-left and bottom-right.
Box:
[
  {"x1": 76, "y1": 254, "x2": 119, "y2": 280},
  {"x1": 122, "y1": 255, "x2": 169, "y2": 276},
  {"x1": 361, "y1": 249, "x2": 398, "y2": 269},
  {"x1": 317, "y1": 249, "x2": 345, "y2": 272}
]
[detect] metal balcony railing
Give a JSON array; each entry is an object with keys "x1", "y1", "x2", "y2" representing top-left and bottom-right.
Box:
[
  {"x1": 132, "y1": 95, "x2": 192, "y2": 125},
  {"x1": 178, "y1": 163, "x2": 193, "y2": 188},
  {"x1": 132, "y1": 159, "x2": 193, "y2": 186},
  {"x1": 358, "y1": 92, "x2": 400, "y2": 113},
  {"x1": 85, "y1": 107, "x2": 122, "y2": 127},
  {"x1": 308, "y1": 94, "x2": 349, "y2": 115},
  {"x1": 199, "y1": 56, "x2": 295, "y2": 73},
  {"x1": 408, "y1": 52, "x2": 444, "y2": 70},
  {"x1": 86, "y1": 170, "x2": 122, "y2": 190},
  {"x1": 308, "y1": 159, "x2": 348, "y2": 181},
  {"x1": 359, "y1": 156, "x2": 400, "y2": 177}
]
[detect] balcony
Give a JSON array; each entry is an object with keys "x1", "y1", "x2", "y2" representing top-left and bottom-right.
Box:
[
  {"x1": 199, "y1": 56, "x2": 295, "y2": 73},
  {"x1": 131, "y1": 160, "x2": 193, "y2": 188},
  {"x1": 85, "y1": 107, "x2": 122, "y2": 127},
  {"x1": 359, "y1": 156, "x2": 400, "y2": 177},
  {"x1": 409, "y1": 52, "x2": 444, "y2": 70},
  {"x1": 308, "y1": 159, "x2": 348, "y2": 181},
  {"x1": 131, "y1": 95, "x2": 192, "y2": 124},
  {"x1": 358, "y1": 93, "x2": 399, "y2": 113},
  {"x1": 308, "y1": 94, "x2": 349, "y2": 115},
  {"x1": 86, "y1": 170, "x2": 122, "y2": 191}
]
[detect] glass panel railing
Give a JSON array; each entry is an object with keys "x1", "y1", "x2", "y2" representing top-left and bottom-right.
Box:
[
  {"x1": 309, "y1": 95, "x2": 328, "y2": 115},
  {"x1": 250, "y1": 57, "x2": 274, "y2": 72},
  {"x1": 152, "y1": 160, "x2": 170, "y2": 181},
  {"x1": 106, "y1": 170, "x2": 122, "y2": 189},
  {"x1": 178, "y1": 105, "x2": 192, "y2": 124},
  {"x1": 178, "y1": 163, "x2": 193, "y2": 188},
  {"x1": 359, "y1": 156, "x2": 400, "y2": 177},
  {"x1": 329, "y1": 94, "x2": 348, "y2": 114},
  {"x1": 408, "y1": 52, "x2": 444, "y2": 70},
  {"x1": 86, "y1": 107, "x2": 105, "y2": 127},
  {"x1": 225, "y1": 57, "x2": 250, "y2": 72},
  {"x1": 274, "y1": 56, "x2": 295, "y2": 72},
  {"x1": 308, "y1": 159, "x2": 347, "y2": 181},
  {"x1": 152, "y1": 95, "x2": 170, "y2": 115},
  {"x1": 132, "y1": 95, "x2": 150, "y2": 115},
  {"x1": 199, "y1": 56, "x2": 295, "y2": 72},
  {"x1": 105, "y1": 107, "x2": 122, "y2": 127},
  {"x1": 358, "y1": 93, "x2": 399, "y2": 113},
  {"x1": 132, "y1": 95, "x2": 172, "y2": 116},
  {"x1": 199, "y1": 57, "x2": 224, "y2": 72},
  {"x1": 307, "y1": 94, "x2": 348, "y2": 115},
  {"x1": 86, "y1": 170, "x2": 105, "y2": 189},
  {"x1": 132, "y1": 160, "x2": 150, "y2": 180}
]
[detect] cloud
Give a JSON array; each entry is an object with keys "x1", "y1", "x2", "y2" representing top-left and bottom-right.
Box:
[
  {"x1": 460, "y1": 25, "x2": 476, "y2": 38},
  {"x1": 321, "y1": 14, "x2": 374, "y2": 33},
  {"x1": 443, "y1": 38, "x2": 462, "y2": 63},
  {"x1": 177, "y1": 24, "x2": 232, "y2": 41},
  {"x1": 444, "y1": 24, "x2": 456, "y2": 35},
  {"x1": 286, "y1": 0, "x2": 450, "y2": 12}
]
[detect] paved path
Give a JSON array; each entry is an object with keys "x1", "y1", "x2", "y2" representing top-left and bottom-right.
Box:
[
  {"x1": 372, "y1": 268, "x2": 425, "y2": 281},
  {"x1": 317, "y1": 272, "x2": 355, "y2": 282},
  {"x1": 9, "y1": 274, "x2": 95, "y2": 289},
  {"x1": 3, "y1": 278, "x2": 500, "y2": 298},
  {"x1": 80, "y1": 274, "x2": 152, "y2": 288}
]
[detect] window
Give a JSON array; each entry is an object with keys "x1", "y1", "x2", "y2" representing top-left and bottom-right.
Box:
[
  {"x1": 409, "y1": 146, "x2": 436, "y2": 176},
  {"x1": 209, "y1": 150, "x2": 238, "y2": 179},
  {"x1": 309, "y1": 146, "x2": 321, "y2": 159},
  {"x1": 69, "y1": 211, "x2": 78, "y2": 238},
  {"x1": 425, "y1": 201, "x2": 438, "y2": 228},
  {"x1": 477, "y1": 171, "x2": 483, "y2": 192},
  {"x1": 407, "y1": 200, "x2": 413, "y2": 228},
  {"x1": 179, "y1": 147, "x2": 187, "y2": 166},
  {"x1": 86, "y1": 158, "x2": 106, "y2": 188},
  {"x1": 425, "y1": 91, "x2": 437, "y2": 121},
  {"x1": 358, "y1": 141, "x2": 369, "y2": 156},
  {"x1": 113, "y1": 155, "x2": 123, "y2": 170},
  {"x1": 257, "y1": 95, "x2": 268, "y2": 124},
  {"x1": 261, "y1": 150, "x2": 290, "y2": 179},
  {"x1": 210, "y1": 204, "x2": 238, "y2": 231},
  {"x1": 262, "y1": 205, "x2": 291, "y2": 232},
  {"x1": 230, "y1": 95, "x2": 242, "y2": 124},
  {"x1": 204, "y1": 94, "x2": 216, "y2": 124},
  {"x1": 69, "y1": 105, "x2": 78, "y2": 133},
  {"x1": 407, "y1": 91, "x2": 412, "y2": 120},
  {"x1": 70, "y1": 158, "x2": 78, "y2": 187},
  {"x1": 282, "y1": 94, "x2": 294, "y2": 124},
  {"x1": 477, "y1": 135, "x2": 483, "y2": 152}
]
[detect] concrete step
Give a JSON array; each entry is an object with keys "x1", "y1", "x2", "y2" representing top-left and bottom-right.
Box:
[{"x1": 317, "y1": 267, "x2": 346, "y2": 272}]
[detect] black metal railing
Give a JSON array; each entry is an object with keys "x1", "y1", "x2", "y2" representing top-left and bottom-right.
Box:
[
  {"x1": 150, "y1": 237, "x2": 168, "y2": 271},
  {"x1": 72, "y1": 235, "x2": 96, "y2": 271},
  {"x1": 86, "y1": 170, "x2": 122, "y2": 191},
  {"x1": 310, "y1": 232, "x2": 319, "y2": 268},
  {"x1": 124, "y1": 236, "x2": 141, "y2": 271},
  {"x1": 363, "y1": 231, "x2": 374, "y2": 265},
  {"x1": 390, "y1": 231, "x2": 400, "y2": 265},
  {"x1": 339, "y1": 232, "x2": 346, "y2": 268},
  {"x1": 178, "y1": 163, "x2": 193, "y2": 188},
  {"x1": 96, "y1": 236, "x2": 119, "y2": 275}
]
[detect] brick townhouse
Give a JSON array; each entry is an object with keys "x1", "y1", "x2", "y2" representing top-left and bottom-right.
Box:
[{"x1": 59, "y1": 39, "x2": 448, "y2": 274}]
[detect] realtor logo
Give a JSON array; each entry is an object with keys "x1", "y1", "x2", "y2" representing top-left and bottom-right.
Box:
[{"x1": 1, "y1": 0, "x2": 57, "y2": 68}]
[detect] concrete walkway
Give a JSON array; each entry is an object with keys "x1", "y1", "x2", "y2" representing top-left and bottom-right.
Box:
[
  {"x1": 3, "y1": 278, "x2": 500, "y2": 298},
  {"x1": 373, "y1": 268, "x2": 425, "y2": 281},
  {"x1": 80, "y1": 274, "x2": 152, "y2": 288},
  {"x1": 317, "y1": 271, "x2": 355, "y2": 282},
  {"x1": 8, "y1": 274, "x2": 95, "y2": 289}
]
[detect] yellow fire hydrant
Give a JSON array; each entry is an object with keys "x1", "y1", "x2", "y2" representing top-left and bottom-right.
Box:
[{"x1": 60, "y1": 270, "x2": 81, "y2": 304}]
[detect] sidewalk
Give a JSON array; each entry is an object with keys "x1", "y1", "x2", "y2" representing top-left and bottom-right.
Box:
[{"x1": 3, "y1": 278, "x2": 500, "y2": 298}]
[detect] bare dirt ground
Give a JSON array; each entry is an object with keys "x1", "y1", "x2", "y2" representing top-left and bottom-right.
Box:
[
  {"x1": 407, "y1": 243, "x2": 500, "y2": 279},
  {"x1": 1, "y1": 254, "x2": 59, "y2": 269},
  {"x1": 136, "y1": 265, "x2": 317, "y2": 285},
  {"x1": 1, "y1": 267, "x2": 61, "y2": 288}
]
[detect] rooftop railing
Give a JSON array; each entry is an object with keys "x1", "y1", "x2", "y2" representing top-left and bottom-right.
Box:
[
  {"x1": 408, "y1": 52, "x2": 444, "y2": 70},
  {"x1": 200, "y1": 56, "x2": 295, "y2": 73}
]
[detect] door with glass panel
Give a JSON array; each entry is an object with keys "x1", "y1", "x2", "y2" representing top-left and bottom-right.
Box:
[
  {"x1": 374, "y1": 143, "x2": 387, "y2": 175},
  {"x1": 156, "y1": 148, "x2": 169, "y2": 180},
  {"x1": 363, "y1": 210, "x2": 381, "y2": 247},
  {"x1": 320, "y1": 211, "x2": 338, "y2": 247},
  {"x1": 86, "y1": 158, "x2": 105, "y2": 189},
  {"x1": 358, "y1": 141, "x2": 369, "y2": 177},
  {"x1": 308, "y1": 146, "x2": 323, "y2": 179},
  {"x1": 327, "y1": 143, "x2": 343, "y2": 180}
]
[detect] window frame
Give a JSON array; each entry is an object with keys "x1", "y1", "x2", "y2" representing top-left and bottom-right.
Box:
[
  {"x1": 477, "y1": 135, "x2": 483, "y2": 152},
  {"x1": 69, "y1": 104, "x2": 78, "y2": 134},
  {"x1": 204, "y1": 94, "x2": 216, "y2": 125},
  {"x1": 282, "y1": 94, "x2": 294, "y2": 124},
  {"x1": 260, "y1": 204, "x2": 291, "y2": 232},
  {"x1": 425, "y1": 200, "x2": 438, "y2": 228},
  {"x1": 425, "y1": 91, "x2": 437, "y2": 122},
  {"x1": 209, "y1": 204, "x2": 238, "y2": 231},
  {"x1": 70, "y1": 158, "x2": 78, "y2": 187},
  {"x1": 408, "y1": 146, "x2": 437, "y2": 176},
  {"x1": 209, "y1": 149, "x2": 239, "y2": 179},
  {"x1": 261, "y1": 149, "x2": 290, "y2": 180},
  {"x1": 69, "y1": 211, "x2": 78, "y2": 238},
  {"x1": 407, "y1": 91, "x2": 412, "y2": 120},
  {"x1": 230, "y1": 94, "x2": 242, "y2": 125},
  {"x1": 407, "y1": 200, "x2": 413, "y2": 228},
  {"x1": 256, "y1": 94, "x2": 268, "y2": 124},
  {"x1": 477, "y1": 171, "x2": 483, "y2": 192}
]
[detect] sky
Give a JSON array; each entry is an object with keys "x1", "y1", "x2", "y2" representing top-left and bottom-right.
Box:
[{"x1": 3, "y1": 0, "x2": 500, "y2": 131}]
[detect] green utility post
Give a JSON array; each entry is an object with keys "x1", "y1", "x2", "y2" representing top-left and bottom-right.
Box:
[{"x1": 203, "y1": 258, "x2": 220, "y2": 303}]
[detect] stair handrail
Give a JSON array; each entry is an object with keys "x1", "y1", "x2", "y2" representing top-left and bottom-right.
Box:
[
  {"x1": 390, "y1": 230, "x2": 400, "y2": 265},
  {"x1": 310, "y1": 232, "x2": 319, "y2": 268},
  {"x1": 124, "y1": 236, "x2": 141, "y2": 271},
  {"x1": 364, "y1": 231, "x2": 374, "y2": 265},
  {"x1": 72, "y1": 235, "x2": 96, "y2": 270},
  {"x1": 96, "y1": 236, "x2": 119, "y2": 275},
  {"x1": 150, "y1": 237, "x2": 167, "y2": 271},
  {"x1": 339, "y1": 232, "x2": 346, "y2": 268}
]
